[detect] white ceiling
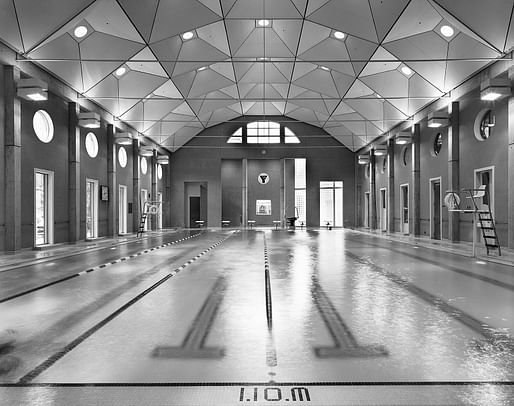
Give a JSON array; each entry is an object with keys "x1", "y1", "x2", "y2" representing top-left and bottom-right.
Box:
[{"x1": 1, "y1": 0, "x2": 513, "y2": 151}]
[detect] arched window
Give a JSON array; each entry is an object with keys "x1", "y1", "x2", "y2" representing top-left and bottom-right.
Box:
[
  {"x1": 284, "y1": 127, "x2": 300, "y2": 143},
  {"x1": 227, "y1": 121, "x2": 300, "y2": 144}
]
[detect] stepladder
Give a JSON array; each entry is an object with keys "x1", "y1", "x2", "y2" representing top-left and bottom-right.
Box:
[{"x1": 137, "y1": 201, "x2": 161, "y2": 237}]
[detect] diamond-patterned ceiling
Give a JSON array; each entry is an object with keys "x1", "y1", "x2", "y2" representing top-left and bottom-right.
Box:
[{"x1": 1, "y1": 0, "x2": 513, "y2": 151}]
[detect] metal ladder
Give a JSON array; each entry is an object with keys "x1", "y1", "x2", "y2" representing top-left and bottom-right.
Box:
[
  {"x1": 137, "y1": 213, "x2": 147, "y2": 237},
  {"x1": 464, "y1": 186, "x2": 501, "y2": 256}
]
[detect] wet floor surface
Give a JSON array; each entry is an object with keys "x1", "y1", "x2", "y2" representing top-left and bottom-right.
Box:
[{"x1": 0, "y1": 229, "x2": 512, "y2": 405}]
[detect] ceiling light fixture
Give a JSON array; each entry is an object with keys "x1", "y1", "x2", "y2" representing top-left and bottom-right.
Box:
[
  {"x1": 257, "y1": 19, "x2": 270, "y2": 27},
  {"x1": 140, "y1": 146, "x2": 154, "y2": 157},
  {"x1": 115, "y1": 67, "x2": 127, "y2": 77},
  {"x1": 320, "y1": 65, "x2": 330, "y2": 71},
  {"x1": 480, "y1": 78, "x2": 511, "y2": 101},
  {"x1": 74, "y1": 25, "x2": 88, "y2": 38},
  {"x1": 17, "y1": 78, "x2": 48, "y2": 101},
  {"x1": 157, "y1": 155, "x2": 169, "y2": 165},
  {"x1": 358, "y1": 154, "x2": 369, "y2": 165},
  {"x1": 401, "y1": 66, "x2": 413, "y2": 76},
  {"x1": 334, "y1": 31, "x2": 345, "y2": 40},
  {"x1": 374, "y1": 145, "x2": 387, "y2": 156},
  {"x1": 114, "y1": 132, "x2": 132, "y2": 145},
  {"x1": 197, "y1": 66, "x2": 208, "y2": 72},
  {"x1": 78, "y1": 112, "x2": 101, "y2": 129},
  {"x1": 182, "y1": 31, "x2": 194, "y2": 40},
  {"x1": 427, "y1": 112, "x2": 449, "y2": 128},
  {"x1": 396, "y1": 131, "x2": 412, "y2": 145},
  {"x1": 440, "y1": 25, "x2": 454, "y2": 38}
]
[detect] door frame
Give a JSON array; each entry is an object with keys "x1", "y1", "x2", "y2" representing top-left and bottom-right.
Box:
[
  {"x1": 429, "y1": 177, "x2": 442, "y2": 240},
  {"x1": 364, "y1": 191, "x2": 370, "y2": 228},
  {"x1": 141, "y1": 188, "x2": 148, "y2": 231},
  {"x1": 400, "y1": 183, "x2": 409, "y2": 235},
  {"x1": 86, "y1": 178, "x2": 99, "y2": 239},
  {"x1": 118, "y1": 184, "x2": 127, "y2": 235},
  {"x1": 157, "y1": 192, "x2": 163, "y2": 229},
  {"x1": 380, "y1": 187, "x2": 387, "y2": 231},
  {"x1": 33, "y1": 168, "x2": 54, "y2": 246},
  {"x1": 473, "y1": 165, "x2": 495, "y2": 215}
]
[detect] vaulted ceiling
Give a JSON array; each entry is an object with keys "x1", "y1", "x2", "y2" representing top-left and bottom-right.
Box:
[{"x1": 1, "y1": 0, "x2": 513, "y2": 151}]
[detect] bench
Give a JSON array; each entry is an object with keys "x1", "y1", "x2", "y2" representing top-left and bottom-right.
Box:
[
  {"x1": 247, "y1": 220, "x2": 256, "y2": 229},
  {"x1": 195, "y1": 220, "x2": 205, "y2": 228},
  {"x1": 221, "y1": 220, "x2": 230, "y2": 227}
]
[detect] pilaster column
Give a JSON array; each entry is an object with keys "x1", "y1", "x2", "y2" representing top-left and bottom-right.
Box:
[
  {"x1": 4, "y1": 66, "x2": 21, "y2": 250},
  {"x1": 411, "y1": 124, "x2": 421, "y2": 236},
  {"x1": 151, "y1": 149, "x2": 157, "y2": 230},
  {"x1": 242, "y1": 158, "x2": 248, "y2": 227},
  {"x1": 508, "y1": 69, "x2": 514, "y2": 248},
  {"x1": 166, "y1": 160, "x2": 171, "y2": 228},
  {"x1": 132, "y1": 139, "x2": 140, "y2": 233},
  {"x1": 387, "y1": 138, "x2": 395, "y2": 233},
  {"x1": 370, "y1": 149, "x2": 377, "y2": 230},
  {"x1": 448, "y1": 101, "x2": 460, "y2": 241},
  {"x1": 68, "y1": 102, "x2": 80, "y2": 243},
  {"x1": 107, "y1": 124, "x2": 117, "y2": 236}
]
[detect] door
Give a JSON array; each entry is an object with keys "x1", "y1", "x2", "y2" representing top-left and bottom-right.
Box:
[
  {"x1": 157, "y1": 192, "x2": 163, "y2": 229},
  {"x1": 189, "y1": 196, "x2": 201, "y2": 227},
  {"x1": 86, "y1": 179, "x2": 98, "y2": 239},
  {"x1": 34, "y1": 169, "x2": 54, "y2": 246},
  {"x1": 474, "y1": 167, "x2": 494, "y2": 243},
  {"x1": 400, "y1": 184, "x2": 409, "y2": 234},
  {"x1": 364, "y1": 192, "x2": 370, "y2": 228},
  {"x1": 141, "y1": 189, "x2": 148, "y2": 231},
  {"x1": 319, "y1": 181, "x2": 343, "y2": 227},
  {"x1": 380, "y1": 188, "x2": 387, "y2": 231},
  {"x1": 119, "y1": 185, "x2": 127, "y2": 234},
  {"x1": 431, "y1": 178, "x2": 441, "y2": 240}
]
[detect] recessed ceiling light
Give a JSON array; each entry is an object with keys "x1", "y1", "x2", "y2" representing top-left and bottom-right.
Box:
[
  {"x1": 115, "y1": 67, "x2": 126, "y2": 77},
  {"x1": 375, "y1": 93, "x2": 383, "y2": 99},
  {"x1": 401, "y1": 66, "x2": 413, "y2": 76},
  {"x1": 440, "y1": 25, "x2": 454, "y2": 38},
  {"x1": 334, "y1": 31, "x2": 345, "y2": 40},
  {"x1": 197, "y1": 66, "x2": 208, "y2": 72},
  {"x1": 74, "y1": 25, "x2": 88, "y2": 38},
  {"x1": 257, "y1": 19, "x2": 270, "y2": 27},
  {"x1": 320, "y1": 66, "x2": 330, "y2": 71},
  {"x1": 182, "y1": 31, "x2": 194, "y2": 40},
  {"x1": 258, "y1": 57, "x2": 270, "y2": 61}
]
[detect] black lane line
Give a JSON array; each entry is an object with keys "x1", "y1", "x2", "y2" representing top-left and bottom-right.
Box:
[
  {"x1": 362, "y1": 239, "x2": 514, "y2": 292},
  {"x1": 1, "y1": 380, "x2": 513, "y2": 387},
  {"x1": 0, "y1": 232, "x2": 204, "y2": 304},
  {"x1": 17, "y1": 233, "x2": 235, "y2": 383},
  {"x1": 345, "y1": 251, "x2": 512, "y2": 342},
  {"x1": 263, "y1": 235, "x2": 273, "y2": 330}
]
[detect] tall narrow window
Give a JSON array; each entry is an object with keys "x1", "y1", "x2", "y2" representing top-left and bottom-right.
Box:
[
  {"x1": 320, "y1": 181, "x2": 343, "y2": 227},
  {"x1": 86, "y1": 179, "x2": 98, "y2": 239},
  {"x1": 295, "y1": 158, "x2": 306, "y2": 225},
  {"x1": 34, "y1": 170, "x2": 54, "y2": 245}
]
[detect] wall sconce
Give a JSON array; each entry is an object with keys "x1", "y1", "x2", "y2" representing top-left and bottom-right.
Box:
[
  {"x1": 17, "y1": 78, "x2": 48, "y2": 101},
  {"x1": 140, "y1": 146, "x2": 154, "y2": 156},
  {"x1": 480, "y1": 78, "x2": 511, "y2": 101},
  {"x1": 396, "y1": 131, "x2": 412, "y2": 145},
  {"x1": 156, "y1": 155, "x2": 169, "y2": 165},
  {"x1": 373, "y1": 145, "x2": 387, "y2": 156},
  {"x1": 358, "y1": 154, "x2": 369, "y2": 165},
  {"x1": 427, "y1": 112, "x2": 448, "y2": 128},
  {"x1": 114, "y1": 132, "x2": 132, "y2": 145},
  {"x1": 78, "y1": 112, "x2": 100, "y2": 128}
]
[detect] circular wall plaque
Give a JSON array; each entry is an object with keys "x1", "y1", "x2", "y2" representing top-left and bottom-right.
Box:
[{"x1": 258, "y1": 173, "x2": 270, "y2": 184}]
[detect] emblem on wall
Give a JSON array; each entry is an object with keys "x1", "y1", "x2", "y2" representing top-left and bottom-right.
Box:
[{"x1": 258, "y1": 173, "x2": 270, "y2": 184}]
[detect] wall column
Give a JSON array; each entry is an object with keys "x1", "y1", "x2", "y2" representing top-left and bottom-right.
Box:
[
  {"x1": 387, "y1": 138, "x2": 395, "y2": 233},
  {"x1": 448, "y1": 101, "x2": 460, "y2": 241},
  {"x1": 242, "y1": 158, "x2": 248, "y2": 227},
  {"x1": 166, "y1": 158, "x2": 171, "y2": 228},
  {"x1": 132, "y1": 139, "x2": 140, "y2": 233},
  {"x1": 151, "y1": 149, "x2": 157, "y2": 230},
  {"x1": 4, "y1": 66, "x2": 21, "y2": 251},
  {"x1": 68, "y1": 102, "x2": 80, "y2": 243},
  {"x1": 370, "y1": 149, "x2": 377, "y2": 230},
  {"x1": 411, "y1": 124, "x2": 421, "y2": 236},
  {"x1": 508, "y1": 68, "x2": 514, "y2": 249},
  {"x1": 107, "y1": 125, "x2": 117, "y2": 236}
]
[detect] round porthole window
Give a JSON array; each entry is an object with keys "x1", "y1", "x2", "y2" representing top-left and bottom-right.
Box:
[
  {"x1": 118, "y1": 146, "x2": 127, "y2": 168},
  {"x1": 85, "y1": 132, "x2": 98, "y2": 158},
  {"x1": 432, "y1": 133, "x2": 442, "y2": 156},
  {"x1": 474, "y1": 109, "x2": 495, "y2": 141},
  {"x1": 33, "y1": 110, "x2": 54, "y2": 143},
  {"x1": 141, "y1": 157, "x2": 147, "y2": 175},
  {"x1": 402, "y1": 145, "x2": 410, "y2": 167},
  {"x1": 157, "y1": 164, "x2": 163, "y2": 180}
]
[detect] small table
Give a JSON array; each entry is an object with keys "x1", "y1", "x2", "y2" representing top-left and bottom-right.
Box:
[
  {"x1": 273, "y1": 221, "x2": 281, "y2": 230},
  {"x1": 195, "y1": 220, "x2": 205, "y2": 228},
  {"x1": 325, "y1": 221, "x2": 332, "y2": 230},
  {"x1": 247, "y1": 220, "x2": 256, "y2": 229},
  {"x1": 221, "y1": 220, "x2": 230, "y2": 227}
]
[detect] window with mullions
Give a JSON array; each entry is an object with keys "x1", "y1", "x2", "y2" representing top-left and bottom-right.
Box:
[{"x1": 227, "y1": 121, "x2": 300, "y2": 144}]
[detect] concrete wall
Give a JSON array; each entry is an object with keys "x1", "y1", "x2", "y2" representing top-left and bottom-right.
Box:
[{"x1": 170, "y1": 117, "x2": 356, "y2": 228}]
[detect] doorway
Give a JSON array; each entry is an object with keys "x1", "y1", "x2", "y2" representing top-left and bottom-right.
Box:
[
  {"x1": 141, "y1": 189, "x2": 149, "y2": 231},
  {"x1": 34, "y1": 169, "x2": 54, "y2": 246},
  {"x1": 119, "y1": 185, "x2": 127, "y2": 235},
  {"x1": 319, "y1": 181, "x2": 343, "y2": 227},
  {"x1": 157, "y1": 192, "x2": 163, "y2": 229},
  {"x1": 400, "y1": 184, "x2": 409, "y2": 234},
  {"x1": 189, "y1": 196, "x2": 201, "y2": 227},
  {"x1": 430, "y1": 177, "x2": 442, "y2": 240},
  {"x1": 474, "y1": 166, "x2": 494, "y2": 243},
  {"x1": 364, "y1": 192, "x2": 370, "y2": 228},
  {"x1": 380, "y1": 188, "x2": 387, "y2": 231},
  {"x1": 86, "y1": 178, "x2": 99, "y2": 239}
]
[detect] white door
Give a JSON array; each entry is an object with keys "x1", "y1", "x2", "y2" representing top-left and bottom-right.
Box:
[
  {"x1": 86, "y1": 179, "x2": 98, "y2": 239},
  {"x1": 400, "y1": 184, "x2": 409, "y2": 234},
  {"x1": 364, "y1": 192, "x2": 370, "y2": 228},
  {"x1": 141, "y1": 189, "x2": 148, "y2": 231},
  {"x1": 319, "y1": 181, "x2": 343, "y2": 227},
  {"x1": 157, "y1": 192, "x2": 163, "y2": 229},
  {"x1": 380, "y1": 188, "x2": 387, "y2": 231},
  {"x1": 119, "y1": 185, "x2": 127, "y2": 234},
  {"x1": 34, "y1": 169, "x2": 54, "y2": 246}
]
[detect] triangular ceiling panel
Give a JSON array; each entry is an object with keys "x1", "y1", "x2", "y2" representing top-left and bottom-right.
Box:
[
  {"x1": 227, "y1": 0, "x2": 303, "y2": 18},
  {"x1": 117, "y1": 0, "x2": 159, "y2": 42},
  {"x1": 234, "y1": 27, "x2": 295, "y2": 57},
  {"x1": 197, "y1": 21, "x2": 231, "y2": 55},
  {"x1": 369, "y1": 0, "x2": 411, "y2": 42},
  {"x1": 188, "y1": 69, "x2": 235, "y2": 97},
  {"x1": 297, "y1": 21, "x2": 331, "y2": 55},
  {"x1": 293, "y1": 68, "x2": 340, "y2": 98},
  {"x1": 198, "y1": 0, "x2": 224, "y2": 17},
  {"x1": 0, "y1": 1, "x2": 24, "y2": 52},
  {"x1": 127, "y1": 48, "x2": 168, "y2": 77},
  {"x1": 80, "y1": 32, "x2": 145, "y2": 61},
  {"x1": 81, "y1": 61, "x2": 122, "y2": 92}
]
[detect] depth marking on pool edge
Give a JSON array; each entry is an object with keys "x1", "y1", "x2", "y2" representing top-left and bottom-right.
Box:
[
  {"x1": 17, "y1": 232, "x2": 235, "y2": 384},
  {"x1": 0, "y1": 232, "x2": 203, "y2": 304}
]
